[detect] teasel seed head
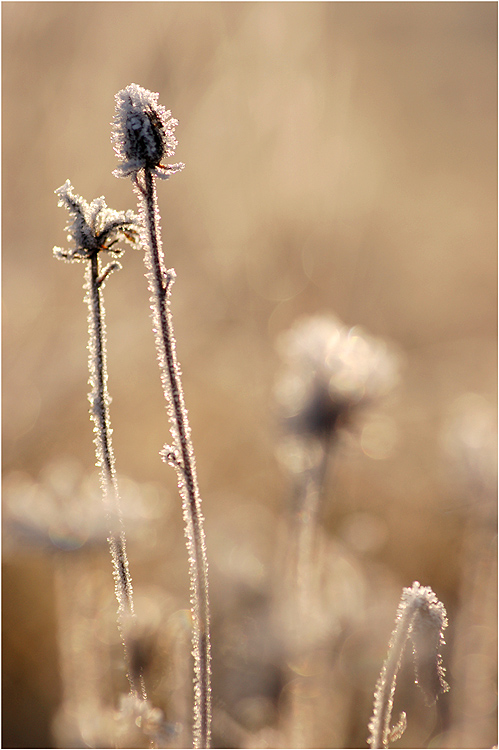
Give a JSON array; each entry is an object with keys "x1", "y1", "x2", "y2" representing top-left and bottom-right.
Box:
[{"x1": 112, "y1": 83, "x2": 185, "y2": 180}]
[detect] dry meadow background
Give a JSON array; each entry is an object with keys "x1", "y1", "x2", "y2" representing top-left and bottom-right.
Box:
[{"x1": 2, "y1": 2, "x2": 497, "y2": 748}]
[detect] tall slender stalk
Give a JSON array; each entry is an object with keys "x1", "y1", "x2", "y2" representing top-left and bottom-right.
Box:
[
  {"x1": 111, "y1": 84, "x2": 211, "y2": 748},
  {"x1": 54, "y1": 181, "x2": 145, "y2": 699},
  {"x1": 139, "y1": 167, "x2": 211, "y2": 749},
  {"x1": 86, "y1": 251, "x2": 146, "y2": 700},
  {"x1": 290, "y1": 436, "x2": 331, "y2": 629}
]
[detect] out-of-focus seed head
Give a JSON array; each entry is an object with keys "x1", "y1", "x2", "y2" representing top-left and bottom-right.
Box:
[{"x1": 275, "y1": 315, "x2": 399, "y2": 440}]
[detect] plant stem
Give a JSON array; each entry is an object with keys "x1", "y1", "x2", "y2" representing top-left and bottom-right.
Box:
[
  {"x1": 291, "y1": 437, "x2": 331, "y2": 620},
  {"x1": 86, "y1": 251, "x2": 146, "y2": 700},
  {"x1": 368, "y1": 604, "x2": 411, "y2": 749},
  {"x1": 284, "y1": 437, "x2": 331, "y2": 748},
  {"x1": 139, "y1": 168, "x2": 211, "y2": 749},
  {"x1": 368, "y1": 582, "x2": 448, "y2": 748}
]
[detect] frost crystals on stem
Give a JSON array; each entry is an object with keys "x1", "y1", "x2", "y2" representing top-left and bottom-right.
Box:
[
  {"x1": 53, "y1": 181, "x2": 146, "y2": 699},
  {"x1": 113, "y1": 85, "x2": 211, "y2": 749},
  {"x1": 368, "y1": 581, "x2": 449, "y2": 749}
]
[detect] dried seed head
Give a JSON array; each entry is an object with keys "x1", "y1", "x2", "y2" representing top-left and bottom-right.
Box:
[
  {"x1": 275, "y1": 315, "x2": 399, "y2": 439},
  {"x1": 112, "y1": 83, "x2": 185, "y2": 180},
  {"x1": 53, "y1": 180, "x2": 140, "y2": 262}
]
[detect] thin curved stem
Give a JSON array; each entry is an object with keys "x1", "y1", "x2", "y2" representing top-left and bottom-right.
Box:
[
  {"x1": 368, "y1": 582, "x2": 449, "y2": 748},
  {"x1": 87, "y1": 251, "x2": 146, "y2": 700},
  {"x1": 368, "y1": 604, "x2": 411, "y2": 749}
]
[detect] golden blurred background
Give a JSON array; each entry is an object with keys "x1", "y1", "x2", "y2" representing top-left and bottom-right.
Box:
[{"x1": 2, "y1": 2, "x2": 497, "y2": 748}]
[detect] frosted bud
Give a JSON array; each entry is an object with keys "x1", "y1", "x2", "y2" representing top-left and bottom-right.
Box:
[{"x1": 112, "y1": 83, "x2": 185, "y2": 180}]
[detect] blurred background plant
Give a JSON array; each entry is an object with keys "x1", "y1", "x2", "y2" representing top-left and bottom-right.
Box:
[
  {"x1": 273, "y1": 315, "x2": 400, "y2": 747},
  {"x1": 2, "y1": 3, "x2": 496, "y2": 748}
]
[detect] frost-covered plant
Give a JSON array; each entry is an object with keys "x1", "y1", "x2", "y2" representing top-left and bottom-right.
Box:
[
  {"x1": 275, "y1": 315, "x2": 399, "y2": 608},
  {"x1": 53, "y1": 180, "x2": 146, "y2": 699},
  {"x1": 368, "y1": 581, "x2": 449, "y2": 749},
  {"x1": 112, "y1": 83, "x2": 211, "y2": 749},
  {"x1": 275, "y1": 315, "x2": 399, "y2": 746},
  {"x1": 276, "y1": 314, "x2": 398, "y2": 443},
  {"x1": 112, "y1": 84, "x2": 184, "y2": 182}
]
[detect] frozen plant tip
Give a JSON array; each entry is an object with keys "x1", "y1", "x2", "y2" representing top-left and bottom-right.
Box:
[
  {"x1": 112, "y1": 83, "x2": 185, "y2": 182},
  {"x1": 368, "y1": 582, "x2": 449, "y2": 749},
  {"x1": 113, "y1": 85, "x2": 212, "y2": 748},
  {"x1": 53, "y1": 181, "x2": 146, "y2": 698},
  {"x1": 54, "y1": 180, "x2": 139, "y2": 263}
]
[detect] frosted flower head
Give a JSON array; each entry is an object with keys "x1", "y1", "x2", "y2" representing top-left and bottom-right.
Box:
[
  {"x1": 276, "y1": 315, "x2": 399, "y2": 439},
  {"x1": 112, "y1": 83, "x2": 185, "y2": 180},
  {"x1": 53, "y1": 180, "x2": 140, "y2": 262}
]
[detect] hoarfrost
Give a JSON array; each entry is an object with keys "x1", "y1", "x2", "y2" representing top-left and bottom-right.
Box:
[
  {"x1": 112, "y1": 83, "x2": 185, "y2": 180},
  {"x1": 368, "y1": 582, "x2": 449, "y2": 748}
]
